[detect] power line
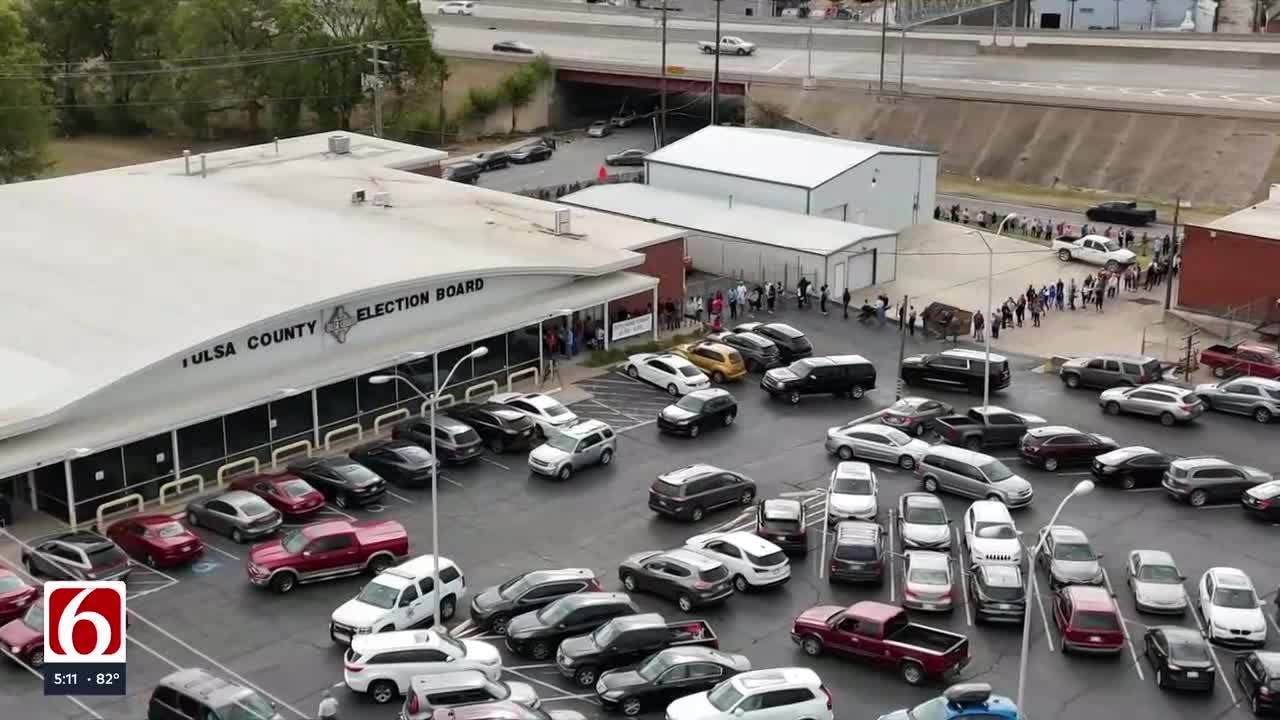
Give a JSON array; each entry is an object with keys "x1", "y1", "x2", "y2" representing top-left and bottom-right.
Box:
[{"x1": 0, "y1": 92, "x2": 360, "y2": 111}]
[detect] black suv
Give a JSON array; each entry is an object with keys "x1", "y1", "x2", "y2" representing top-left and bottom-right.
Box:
[
  {"x1": 761, "y1": 355, "x2": 877, "y2": 404},
  {"x1": 648, "y1": 464, "x2": 757, "y2": 522},
  {"x1": 732, "y1": 322, "x2": 812, "y2": 362},
  {"x1": 447, "y1": 402, "x2": 536, "y2": 453},
  {"x1": 901, "y1": 348, "x2": 1011, "y2": 394},
  {"x1": 828, "y1": 521, "x2": 884, "y2": 584},
  {"x1": 22, "y1": 531, "x2": 130, "y2": 582},
  {"x1": 469, "y1": 568, "x2": 602, "y2": 635},
  {"x1": 349, "y1": 439, "x2": 438, "y2": 488},
  {"x1": 505, "y1": 592, "x2": 638, "y2": 660},
  {"x1": 444, "y1": 161, "x2": 482, "y2": 184},
  {"x1": 755, "y1": 498, "x2": 807, "y2": 554},
  {"x1": 392, "y1": 414, "x2": 483, "y2": 465},
  {"x1": 287, "y1": 456, "x2": 387, "y2": 508},
  {"x1": 148, "y1": 668, "x2": 281, "y2": 720},
  {"x1": 706, "y1": 331, "x2": 781, "y2": 372},
  {"x1": 968, "y1": 562, "x2": 1026, "y2": 624},
  {"x1": 657, "y1": 388, "x2": 738, "y2": 438}
]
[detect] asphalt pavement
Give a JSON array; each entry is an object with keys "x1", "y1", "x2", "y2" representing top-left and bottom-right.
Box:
[
  {"x1": 472, "y1": 127, "x2": 655, "y2": 193},
  {"x1": 3, "y1": 304, "x2": 1278, "y2": 720}
]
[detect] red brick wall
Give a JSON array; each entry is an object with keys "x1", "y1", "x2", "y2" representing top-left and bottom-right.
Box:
[
  {"x1": 1180, "y1": 224, "x2": 1280, "y2": 315},
  {"x1": 609, "y1": 237, "x2": 686, "y2": 316},
  {"x1": 408, "y1": 163, "x2": 442, "y2": 178}
]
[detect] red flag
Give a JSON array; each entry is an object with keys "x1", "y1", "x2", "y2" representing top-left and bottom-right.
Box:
[{"x1": 598, "y1": 165, "x2": 608, "y2": 182}]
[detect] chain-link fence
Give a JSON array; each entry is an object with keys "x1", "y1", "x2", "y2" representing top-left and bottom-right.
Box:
[{"x1": 516, "y1": 171, "x2": 645, "y2": 201}]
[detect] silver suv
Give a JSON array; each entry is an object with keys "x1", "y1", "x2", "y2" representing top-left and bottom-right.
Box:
[
  {"x1": 1098, "y1": 383, "x2": 1204, "y2": 426},
  {"x1": 1060, "y1": 353, "x2": 1162, "y2": 389},
  {"x1": 916, "y1": 445, "x2": 1034, "y2": 507},
  {"x1": 1194, "y1": 377, "x2": 1280, "y2": 424},
  {"x1": 1162, "y1": 456, "x2": 1272, "y2": 507},
  {"x1": 527, "y1": 420, "x2": 616, "y2": 480}
]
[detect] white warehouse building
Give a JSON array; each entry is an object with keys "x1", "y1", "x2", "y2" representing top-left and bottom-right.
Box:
[{"x1": 642, "y1": 126, "x2": 939, "y2": 233}]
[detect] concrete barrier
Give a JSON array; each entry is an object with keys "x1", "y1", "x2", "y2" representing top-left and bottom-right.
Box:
[
  {"x1": 271, "y1": 440, "x2": 313, "y2": 468},
  {"x1": 324, "y1": 423, "x2": 363, "y2": 451},
  {"x1": 507, "y1": 367, "x2": 540, "y2": 392},
  {"x1": 159, "y1": 474, "x2": 204, "y2": 506},
  {"x1": 465, "y1": 380, "x2": 499, "y2": 402},
  {"x1": 95, "y1": 493, "x2": 144, "y2": 532},
  {"x1": 215, "y1": 457, "x2": 261, "y2": 489},
  {"x1": 374, "y1": 409, "x2": 411, "y2": 435},
  {"x1": 421, "y1": 393, "x2": 456, "y2": 416}
]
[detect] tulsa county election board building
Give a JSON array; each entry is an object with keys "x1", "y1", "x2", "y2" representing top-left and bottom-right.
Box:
[{"x1": 0, "y1": 132, "x2": 685, "y2": 528}]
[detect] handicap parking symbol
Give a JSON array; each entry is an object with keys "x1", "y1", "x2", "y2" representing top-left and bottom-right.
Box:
[
  {"x1": 366, "y1": 503, "x2": 385, "y2": 513},
  {"x1": 192, "y1": 560, "x2": 222, "y2": 574}
]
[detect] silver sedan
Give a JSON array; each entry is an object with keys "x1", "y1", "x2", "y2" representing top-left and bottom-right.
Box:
[
  {"x1": 186, "y1": 490, "x2": 282, "y2": 543},
  {"x1": 880, "y1": 397, "x2": 954, "y2": 437},
  {"x1": 825, "y1": 423, "x2": 930, "y2": 470}
]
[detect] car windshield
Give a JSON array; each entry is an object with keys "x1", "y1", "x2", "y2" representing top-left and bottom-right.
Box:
[
  {"x1": 909, "y1": 567, "x2": 949, "y2": 585},
  {"x1": 1168, "y1": 639, "x2": 1211, "y2": 662},
  {"x1": 1075, "y1": 611, "x2": 1121, "y2": 631},
  {"x1": 638, "y1": 652, "x2": 677, "y2": 681},
  {"x1": 591, "y1": 622, "x2": 619, "y2": 647},
  {"x1": 832, "y1": 477, "x2": 872, "y2": 495},
  {"x1": 745, "y1": 549, "x2": 786, "y2": 567},
  {"x1": 240, "y1": 498, "x2": 273, "y2": 516},
  {"x1": 337, "y1": 464, "x2": 381, "y2": 484},
  {"x1": 280, "y1": 479, "x2": 314, "y2": 497},
  {"x1": 979, "y1": 460, "x2": 1015, "y2": 482},
  {"x1": 0, "y1": 576, "x2": 24, "y2": 593},
  {"x1": 904, "y1": 504, "x2": 946, "y2": 525},
  {"x1": 888, "y1": 399, "x2": 921, "y2": 414},
  {"x1": 883, "y1": 429, "x2": 913, "y2": 446},
  {"x1": 1137, "y1": 564, "x2": 1181, "y2": 583},
  {"x1": 1265, "y1": 388, "x2": 1280, "y2": 401},
  {"x1": 87, "y1": 545, "x2": 126, "y2": 567},
  {"x1": 675, "y1": 396, "x2": 706, "y2": 413},
  {"x1": 545, "y1": 433, "x2": 579, "y2": 452},
  {"x1": 215, "y1": 690, "x2": 277, "y2": 720},
  {"x1": 24, "y1": 604, "x2": 43, "y2": 631},
  {"x1": 906, "y1": 696, "x2": 949, "y2": 720},
  {"x1": 1213, "y1": 587, "x2": 1257, "y2": 609},
  {"x1": 355, "y1": 581, "x2": 400, "y2": 609},
  {"x1": 542, "y1": 402, "x2": 571, "y2": 417},
  {"x1": 281, "y1": 529, "x2": 308, "y2": 554},
  {"x1": 707, "y1": 681, "x2": 744, "y2": 712},
  {"x1": 153, "y1": 522, "x2": 186, "y2": 539},
  {"x1": 439, "y1": 632, "x2": 466, "y2": 656},
  {"x1": 974, "y1": 522, "x2": 1017, "y2": 540},
  {"x1": 499, "y1": 575, "x2": 533, "y2": 600},
  {"x1": 678, "y1": 365, "x2": 702, "y2": 378},
  {"x1": 1101, "y1": 239, "x2": 1121, "y2": 252},
  {"x1": 1053, "y1": 542, "x2": 1096, "y2": 561},
  {"x1": 536, "y1": 598, "x2": 574, "y2": 625},
  {"x1": 393, "y1": 446, "x2": 434, "y2": 463}
]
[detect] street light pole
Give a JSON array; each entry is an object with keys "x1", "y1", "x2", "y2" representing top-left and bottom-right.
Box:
[
  {"x1": 369, "y1": 346, "x2": 488, "y2": 630},
  {"x1": 878, "y1": 0, "x2": 889, "y2": 92},
  {"x1": 967, "y1": 213, "x2": 1017, "y2": 412},
  {"x1": 1016, "y1": 480, "x2": 1095, "y2": 711},
  {"x1": 711, "y1": 0, "x2": 723, "y2": 126},
  {"x1": 660, "y1": 0, "x2": 669, "y2": 146}
]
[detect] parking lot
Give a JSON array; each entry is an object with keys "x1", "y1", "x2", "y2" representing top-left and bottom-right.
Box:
[{"x1": 3, "y1": 305, "x2": 1279, "y2": 720}]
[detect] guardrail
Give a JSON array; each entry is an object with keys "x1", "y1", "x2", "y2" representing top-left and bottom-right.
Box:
[
  {"x1": 508, "y1": 367, "x2": 540, "y2": 391},
  {"x1": 159, "y1": 474, "x2": 205, "y2": 506},
  {"x1": 271, "y1": 440, "x2": 313, "y2": 468},
  {"x1": 95, "y1": 493, "x2": 144, "y2": 532},
  {"x1": 421, "y1": 393, "x2": 456, "y2": 416},
  {"x1": 215, "y1": 457, "x2": 261, "y2": 489},
  {"x1": 465, "y1": 380, "x2": 499, "y2": 402},
  {"x1": 324, "y1": 423, "x2": 364, "y2": 451},
  {"x1": 374, "y1": 409, "x2": 411, "y2": 435}
]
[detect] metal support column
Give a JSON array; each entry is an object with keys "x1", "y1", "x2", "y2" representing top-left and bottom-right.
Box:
[
  {"x1": 710, "y1": 0, "x2": 723, "y2": 126},
  {"x1": 63, "y1": 459, "x2": 76, "y2": 527},
  {"x1": 603, "y1": 302, "x2": 611, "y2": 350},
  {"x1": 171, "y1": 430, "x2": 182, "y2": 486},
  {"x1": 653, "y1": 286, "x2": 660, "y2": 340},
  {"x1": 898, "y1": 28, "x2": 906, "y2": 93},
  {"x1": 311, "y1": 388, "x2": 321, "y2": 446},
  {"x1": 27, "y1": 470, "x2": 37, "y2": 511}
]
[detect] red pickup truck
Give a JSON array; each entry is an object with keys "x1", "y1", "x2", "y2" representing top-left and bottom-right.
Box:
[
  {"x1": 791, "y1": 600, "x2": 970, "y2": 685},
  {"x1": 246, "y1": 519, "x2": 409, "y2": 594},
  {"x1": 1200, "y1": 343, "x2": 1280, "y2": 379}
]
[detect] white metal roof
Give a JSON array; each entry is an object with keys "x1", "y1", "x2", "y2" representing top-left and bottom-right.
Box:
[
  {"x1": 642, "y1": 126, "x2": 935, "y2": 189},
  {"x1": 562, "y1": 183, "x2": 896, "y2": 256},
  {"x1": 1198, "y1": 194, "x2": 1280, "y2": 241},
  {"x1": 0, "y1": 132, "x2": 681, "y2": 440}
]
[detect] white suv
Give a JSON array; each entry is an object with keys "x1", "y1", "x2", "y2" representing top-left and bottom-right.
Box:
[
  {"x1": 330, "y1": 554, "x2": 466, "y2": 643},
  {"x1": 437, "y1": 1, "x2": 476, "y2": 15},
  {"x1": 963, "y1": 501, "x2": 1022, "y2": 565},
  {"x1": 667, "y1": 667, "x2": 833, "y2": 720},
  {"x1": 828, "y1": 461, "x2": 878, "y2": 523},
  {"x1": 685, "y1": 531, "x2": 790, "y2": 591},
  {"x1": 344, "y1": 629, "x2": 501, "y2": 703}
]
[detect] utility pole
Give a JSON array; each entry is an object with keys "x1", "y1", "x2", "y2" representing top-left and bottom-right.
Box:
[
  {"x1": 878, "y1": 0, "x2": 889, "y2": 92},
  {"x1": 896, "y1": 294, "x2": 909, "y2": 400},
  {"x1": 1164, "y1": 195, "x2": 1181, "y2": 310},
  {"x1": 660, "y1": 0, "x2": 669, "y2": 146},
  {"x1": 711, "y1": 0, "x2": 723, "y2": 126},
  {"x1": 367, "y1": 43, "x2": 389, "y2": 138}
]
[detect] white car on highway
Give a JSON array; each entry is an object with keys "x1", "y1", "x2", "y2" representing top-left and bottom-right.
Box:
[
  {"x1": 1052, "y1": 234, "x2": 1137, "y2": 271},
  {"x1": 827, "y1": 461, "x2": 878, "y2": 523},
  {"x1": 625, "y1": 353, "x2": 710, "y2": 396},
  {"x1": 962, "y1": 501, "x2": 1022, "y2": 565},
  {"x1": 330, "y1": 554, "x2": 466, "y2": 643},
  {"x1": 685, "y1": 531, "x2": 790, "y2": 591},
  {"x1": 1198, "y1": 567, "x2": 1268, "y2": 645},
  {"x1": 436, "y1": 1, "x2": 476, "y2": 15},
  {"x1": 344, "y1": 629, "x2": 502, "y2": 703},
  {"x1": 491, "y1": 392, "x2": 579, "y2": 439}
]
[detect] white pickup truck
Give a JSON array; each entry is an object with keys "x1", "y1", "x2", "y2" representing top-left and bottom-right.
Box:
[
  {"x1": 1051, "y1": 234, "x2": 1137, "y2": 271},
  {"x1": 698, "y1": 36, "x2": 757, "y2": 55}
]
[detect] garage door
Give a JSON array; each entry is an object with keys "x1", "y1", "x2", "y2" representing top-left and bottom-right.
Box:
[{"x1": 848, "y1": 251, "x2": 875, "y2": 291}]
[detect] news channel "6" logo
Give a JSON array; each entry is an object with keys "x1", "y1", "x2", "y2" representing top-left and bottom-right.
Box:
[{"x1": 42, "y1": 581, "x2": 128, "y2": 696}]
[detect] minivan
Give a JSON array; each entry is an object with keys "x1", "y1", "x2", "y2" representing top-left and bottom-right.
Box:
[
  {"x1": 148, "y1": 668, "x2": 282, "y2": 720},
  {"x1": 916, "y1": 445, "x2": 1034, "y2": 507},
  {"x1": 761, "y1": 355, "x2": 877, "y2": 404}
]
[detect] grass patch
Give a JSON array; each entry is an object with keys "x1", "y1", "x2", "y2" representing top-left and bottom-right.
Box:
[
  {"x1": 42, "y1": 135, "x2": 238, "y2": 178},
  {"x1": 581, "y1": 332, "x2": 702, "y2": 368}
]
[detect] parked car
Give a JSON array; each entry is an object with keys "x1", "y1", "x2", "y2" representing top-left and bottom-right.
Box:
[
  {"x1": 1018, "y1": 426, "x2": 1117, "y2": 471},
  {"x1": 704, "y1": 330, "x2": 781, "y2": 372},
  {"x1": 968, "y1": 562, "x2": 1026, "y2": 625},
  {"x1": 1091, "y1": 446, "x2": 1173, "y2": 490},
  {"x1": 438, "y1": 1, "x2": 476, "y2": 15},
  {"x1": 648, "y1": 464, "x2": 756, "y2": 522},
  {"x1": 444, "y1": 161, "x2": 483, "y2": 184},
  {"x1": 916, "y1": 446, "x2": 1035, "y2": 508},
  {"x1": 934, "y1": 406, "x2": 1044, "y2": 451},
  {"x1": 448, "y1": 402, "x2": 537, "y2": 453},
  {"x1": 105, "y1": 513, "x2": 204, "y2": 567},
  {"x1": 1242, "y1": 480, "x2": 1280, "y2": 522},
  {"x1": 755, "y1": 498, "x2": 807, "y2": 554},
  {"x1": 0, "y1": 600, "x2": 44, "y2": 667},
  {"x1": 685, "y1": 531, "x2": 790, "y2": 591},
  {"x1": 329, "y1": 554, "x2": 466, "y2": 643},
  {"x1": 1035, "y1": 525, "x2": 1104, "y2": 589},
  {"x1": 1099, "y1": 383, "x2": 1205, "y2": 425},
  {"x1": 505, "y1": 592, "x2": 638, "y2": 661},
  {"x1": 393, "y1": 414, "x2": 484, "y2": 465},
  {"x1": 1234, "y1": 651, "x2": 1280, "y2": 715},
  {"x1": 878, "y1": 683, "x2": 1019, "y2": 720},
  {"x1": 401, "y1": 671, "x2": 539, "y2": 711},
  {"x1": 618, "y1": 548, "x2": 734, "y2": 612},
  {"x1": 1126, "y1": 549, "x2": 1188, "y2": 614},
  {"x1": 246, "y1": 519, "x2": 409, "y2": 594},
  {"x1": 670, "y1": 341, "x2": 746, "y2": 383},
  {"x1": 626, "y1": 353, "x2": 710, "y2": 396},
  {"x1": 610, "y1": 110, "x2": 639, "y2": 127},
  {"x1": 1199, "y1": 342, "x2": 1280, "y2": 380},
  {"x1": 228, "y1": 472, "x2": 326, "y2": 519},
  {"x1": 287, "y1": 456, "x2": 388, "y2": 509},
  {"x1": 492, "y1": 40, "x2": 535, "y2": 54},
  {"x1": 605, "y1": 149, "x2": 648, "y2": 167},
  {"x1": 349, "y1": 439, "x2": 438, "y2": 488},
  {"x1": 473, "y1": 150, "x2": 511, "y2": 170},
  {"x1": 791, "y1": 600, "x2": 970, "y2": 685},
  {"x1": 731, "y1": 322, "x2": 812, "y2": 362},
  {"x1": 187, "y1": 490, "x2": 283, "y2": 543},
  {"x1": 1060, "y1": 353, "x2": 1163, "y2": 389},
  {"x1": 148, "y1": 669, "x2": 283, "y2": 720},
  {"x1": 22, "y1": 531, "x2": 131, "y2": 582},
  {"x1": 902, "y1": 551, "x2": 954, "y2": 612},
  {"x1": 1053, "y1": 585, "x2": 1125, "y2": 654},
  {"x1": 1195, "y1": 376, "x2": 1280, "y2": 423},
  {"x1": 1052, "y1": 234, "x2": 1138, "y2": 271},
  {"x1": 827, "y1": 461, "x2": 878, "y2": 523},
  {"x1": 897, "y1": 493, "x2": 951, "y2": 551},
  {"x1": 404, "y1": 702, "x2": 577, "y2": 720},
  {"x1": 828, "y1": 521, "x2": 885, "y2": 584},
  {"x1": 961, "y1": 501, "x2": 1022, "y2": 565},
  {"x1": 658, "y1": 388, "x2": 738, "y2": 438},
  {"x1": 762, "y1": 355, "x2": 876, "y2": 404},
  {"x1": 1199, "y1": 567, "x2": 1267, "y2": 646},
  {"x1": 0, "y1": 569, "x2": 38, "y2": 625},
  {"x1": 1162, "y1": 456, "x2": 1272, "y2": 507},
  {"x1": 901, "y1": 348, "x2": 1012, "y2": 394},
  {"x1": 555, "y1": 613, "x2": 719, "y2": 687},
  {"x1": 665, "y1": 668, "x2": 832, "y2": 720},
  {"x1": 587, "y1": 121, "x2": 613, "y2": 138},
  {"x1": 826, "y1": 422, "x2": 928, "y2": 469},
  {"x1": 881, "y1": 396, "x2": 954, "y2": 437},
  {"x1": 1143, "y1": 626, "x2": 1215, "y2": 692},
  {"x1": 491, "y1": 392, "x2": 579, "y2": 440},
  {"x1": 470, "y1": 568, "x2": 602, "y2": 635},
  {"x1": 509, "y1": 142, "x2": 552, "y2": 164},
  {"x1": 1085, "y1": 200, "x2": 1157, "y2": 226},
  {"x1": 527, "y1": 419, "x2": 616, "y2": 480},
  {"x1": 596, "y1": 647, "x2": 750, "y2": 717},
  {"x1": 344, "y1": 629, "x2": 502, "y2": 703}
]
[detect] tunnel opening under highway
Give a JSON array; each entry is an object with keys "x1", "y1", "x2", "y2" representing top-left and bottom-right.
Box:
[{"x1": 553, "y1": 70, "x2": 746, "y2": 141}]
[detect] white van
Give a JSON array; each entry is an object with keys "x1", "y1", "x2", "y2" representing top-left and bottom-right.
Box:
[{"x1": 330, "y1": 554, "x2": 466, "y2": 643}]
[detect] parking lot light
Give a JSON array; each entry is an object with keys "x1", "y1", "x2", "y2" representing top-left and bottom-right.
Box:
[{"x1": 965, "y1": 212, "x2": 1017, "y2": 413}]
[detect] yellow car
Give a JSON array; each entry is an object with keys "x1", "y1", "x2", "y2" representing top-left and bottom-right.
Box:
[{"x1": 671, "y1": 341, "x2": 748, "y2": 383}]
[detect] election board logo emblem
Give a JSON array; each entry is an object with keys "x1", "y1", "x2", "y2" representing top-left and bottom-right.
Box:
[
  {"x1": 325, "y1": 305, "x2": 358, "y2": 344},
  {"x1": 44, "y1": 581, "x2": 127, "y2": 663}
]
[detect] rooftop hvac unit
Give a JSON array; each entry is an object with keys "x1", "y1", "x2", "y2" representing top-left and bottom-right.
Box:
[
  {"x1": 372, "y1": 191, "x2": 393, "y2": 208},
  {"x1": 554, "y1": 208, "x2": 571, "y2": 235},
  {"x1": 329, "y1": 135, "x2": 351, "y2": 155}
]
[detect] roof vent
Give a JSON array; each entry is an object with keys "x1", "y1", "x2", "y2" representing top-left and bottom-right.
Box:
[
  {"x1": 329, "y1": 135, "x2": 351, "y2": 155},
  {"x1": 554, "y1": 207, "x2": 571, "y2": 235},
  {"x1": 351, "y1": 189, "x2": 366, "y2": 205},
  {"x1": 372, "y1": 191, "x2": 393, "y2": 208}
]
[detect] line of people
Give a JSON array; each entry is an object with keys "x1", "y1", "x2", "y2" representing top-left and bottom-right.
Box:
[{"x1": 935, "y1": 203, "x2": 1180, "y2": 260}]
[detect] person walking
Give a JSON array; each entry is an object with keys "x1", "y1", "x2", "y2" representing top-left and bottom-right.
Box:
[
  {"x1": 1031, "y1": 296, "x2": 1042, "y2": 327},
  {"x1": 1094, "y1": 279, "x2": 1105, "y2": 312},
  {"x1": 797, "y1": 277, "x2": 810, "y2": 309},
  {"x1": 1015, "y1": 296, "x2": 1026, "y2": 327},
  {"x1": 318, "y1": 690, "x2": 340, "y2": 720},
  {"x1": 1056, "y1": 278, "x2": 1065, "y2": 310},
  {"x1": 1068, "y1": 278, "x2": 1078, "y2": 310},
  {"x1": 907, "y1": 305, "x2": 917, "y2": 336},
  {"x1": 842, "y1": 287, "x2": 851, "y2": 319},
  {"x1": 973, "y1": 310, "x2": 985, "y2": 342},
  {"x1": 819, "y1": 284, "x2": 829, "y2": 316},
  {"x1": 875, "y1": 295, "x2": 888, "y2": 327}
]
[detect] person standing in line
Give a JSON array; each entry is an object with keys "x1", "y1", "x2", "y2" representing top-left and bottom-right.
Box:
[
  {"x1": 819, "y1": 285, "x2": 830, "y2": 316},
  {"x1": 1015, "y1": 295, "x2": 1026, "y2": 327},
  {"x1": 1094, "y1": 279, "x2": 1105, "y2": 312},
  {"x1": 973, "y1": 310, "x2": 985, "y2": 342},
  {"x1": 842, "y1": 287, "x2": 851, "y2": 319},
  {"x1": 1173, "y1": 253, "x2": 1181, "y2": 278},
  {"x1": 875, "y1": 295, "x2": 887, "y2": 327},
  {"x1": 1031, "y1": 296, "x2": 1042, "y2": 327},
  {"x1": 990, "y1": 309, "x2": 1000, "y2": 341},
  {"x1": 727, "y1": 287, "x2": 739, "y2": 321},
  {"x1": 694, "y1": 295, "x2": 704, "y2": 324},
  {"x1": 897, "y1": 302, "x2": 906, "y2": 330},
  {"x1": 907, "y1": 305, "x2": 917, "y2": 336},
  {"x1": 1068, "y1": 278, "x2": 1077, "y2": 310},
  {"x1": 765, "y1": 283, "x2": 776, "y2": 314}
]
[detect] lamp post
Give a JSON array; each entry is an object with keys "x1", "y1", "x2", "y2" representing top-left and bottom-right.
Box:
[
  {"x1": 659, "y1": 0, "x2": 669, "y2": 146},
  {"x1": 1016, "y1": 479, "x2": 1094, "y2": 711},
  {"x1": 710, "y1": 0, "x2": 723, "y2": 126},
  {"x1": 965, "y1": 212, "x2": 1017, "y2": 412},
  {"x1": 370, "y1": 345, "x2": 489, "y2": 630}
]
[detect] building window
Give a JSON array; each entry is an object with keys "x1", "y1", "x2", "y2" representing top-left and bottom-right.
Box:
[
  {"x1": 270, "y1": 392, "x2": 313, "y2": 445},
  {"x1": 71, "y1": 448, "x2": 126, "y2": 521},
  {"x1": 473, "y1": 335, "x2": 507, "y2": 379},
  {"x1": 357, "y1": 366, "x2": 399, "y2": 413},
  {"x1": 34, "y1": 464, "x2": 68, "y2": 521},
  {"x1": 507, "y1": 323, "x2": 541, "y2": 367},
  {"x1": 225, "y1": 403, "x2": 271, "y2": 454},
  {"x1": 123, "y1": 433, "x2": 175, "y2": 501},
  {"x1": 316, "y1": 378, "x2": 358, "y2": 426},
  {"x1": 178, "y1": 417, "x2": 227, "y2": 469},
  {"x1": 401, "y1": 356, "x2": 436, "y2": 395},
  {"x1": 437, "y1": 345, "x2": 474, "y2": 391}
]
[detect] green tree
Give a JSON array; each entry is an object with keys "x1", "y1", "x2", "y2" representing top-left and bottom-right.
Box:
[
  {"x1": 19, "y1": 0, "x2": 112, "y2": 131},
  {"x1": 103, "y1": 0, "x2": 176, "y2": 133},
  {"x1": 0, "y1": 0, "x2": 53, "y2": 181}
]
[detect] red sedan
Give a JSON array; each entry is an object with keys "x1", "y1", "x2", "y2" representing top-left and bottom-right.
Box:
[
  {"x1": 229, "y1": 472, "x2": 326, "y2": 519},
  {"x1": 105, "y1": 513, "x2": 204, "y2": 567},
  {"x1": 0, "y1": 570, "x2": 38, "y2": 624},
  {"x1": 0, "y1": 600, "x2": 44, "y2": 667}
]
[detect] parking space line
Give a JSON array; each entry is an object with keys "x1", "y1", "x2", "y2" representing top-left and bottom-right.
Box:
[
  {"x1": 589, "y1": 399, "x2": 645, "y2": 422},
  {"x1": 955, "y1": 527, "x2": 973, "y2": 627},
  {"x1": 452, "y1": 619, "x2": 474, "y2": 634},
  {"x1": 481, "y1": 457, "x2": 510, "y2": 470},
  {"x1": 1103, "y1": 568, "x2": 1145, "y2": 681},
  {"x1": 1126, "y1": 487, "x2": 1164, "y2": 493},
  {"x1": 1189, "y1": 604, "x2": 1241, "y2": 704},
  {"x1": 386, "y1": 490, "x2": 414, "y2": 504},
  {"x1": 888, "y1": 508, "x2": 896, "y2": 603},
  {"x1": 1055, "y1": 471, "x2": 1094, "y2": 476},
  {"x1": 508, "y1": 663, "x2": 556, "y2": 670},
  {"x1": 441, "y1": 475, "x2": 465, "y2": 488},
  {"x1": 618, "y1": 419, "x2": 657, "y2": 433},
  {"x1": 1268, "y1": 612, "x2": 1280, "y2": 639},
  {"x1": 1193, "y1": 504, "x2": 1240, "y2": 510},
  {"x1": 1024, "y1": 555, "x2": 1055, "y2": 653},
  {"x1": 504, "y1": 667, "x2": 600, "y2": 704},
  {"x1": 199, "y1": 541, "x2": 242, "y2": 561},
  {"x1": 322, "y1": 504, "x2": 357, "y2": 520},
  {"x1": 543, "y1": 693, "x2": 598, "y2": 702}
]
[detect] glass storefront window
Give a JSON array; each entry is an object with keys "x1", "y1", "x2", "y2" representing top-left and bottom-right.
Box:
[
  {"x1": 317, "y1": 378, "x2": 358, "y2": 426},
  {"x1": 178, "y1": 417, "x2": 226, "y2": 468},
  {"x1": 473, "y1": 335, "x2": 507, "y2": 379},
  {"x1": 225, "y1": 404, "x2": 271, "y2": 454},
  {"x1": 437, "y1": 345, "x2": 474, "y2": 390},
  {"x1": 270, "y1": 392, "x2": 313, "y2": 443},
  {"x1": 358, "y1": 366, "x2": 399, "y2": 413},
  {"x1": 507, "y1": 323, "x2": 541, "y2": 367},
  {"x1": 123, "y1": 433, "x2": 174, "y2": 501},
  {"x1": 71, "y1": 448, "x2": 126, "y2": 521}
]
